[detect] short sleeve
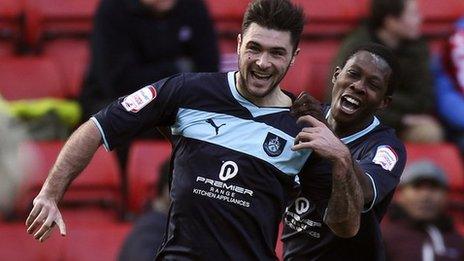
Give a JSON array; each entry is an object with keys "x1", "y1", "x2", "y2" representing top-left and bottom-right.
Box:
[
  {"x1": 359, "y1": 140, "x2": 406, "y2": 212},
  {"x1": 92, "y1": 74, "x2": 185, "y2": 150}
]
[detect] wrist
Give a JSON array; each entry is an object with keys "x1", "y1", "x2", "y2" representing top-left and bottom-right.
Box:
[{"x1": 332, "y1": 146, "x2": 352, "y2": 167}]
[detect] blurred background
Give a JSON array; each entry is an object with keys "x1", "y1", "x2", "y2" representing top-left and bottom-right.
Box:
[{"x1": 0, "y1": 0, "x2": 463, "y2": 260}]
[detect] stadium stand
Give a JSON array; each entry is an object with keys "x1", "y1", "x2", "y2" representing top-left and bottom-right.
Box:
[
  {"x1": 43, "y1": 39, "x2": 90, "y2": 98},
  {"x1": 281, "y1": 40, "x2": 339, "y2": 99},
  {"x1": 23, "y1": 0, "x2": 99, "y2": 47},
  {"x1": 0, "y1": 219, "x2": 131, "y2": 261},
  {"x1": 0, "y1": 0, "x2": 23, "y2": 50},
  {"x1": 127, "y1": 141, "x2": 172, "y2": 213},
  {"x1": 405, "y1": 142, "x2": 464, "y2": 192},
  {"x1": 0, "y1": 56, "x2": 65, "y2": 100},
  {"x1": 16, "y1": 141, "x2": 122, "y2": 217}
]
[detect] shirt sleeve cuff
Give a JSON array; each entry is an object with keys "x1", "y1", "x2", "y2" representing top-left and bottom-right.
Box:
[
  {"x1": 90, "y1": 116, "x2": 111, "y2": 151},
  {"x1": 362, "y1": 172, "x2": 377, "y2": 213}
]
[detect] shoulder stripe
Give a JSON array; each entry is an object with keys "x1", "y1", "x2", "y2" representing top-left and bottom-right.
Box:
[{"x1": 171, "y1": 108, "x2": 311, "y2": 175}]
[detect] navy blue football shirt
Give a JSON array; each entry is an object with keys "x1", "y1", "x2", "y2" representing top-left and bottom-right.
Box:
[
  {"x1": 92, "y1": 72, "x2": 312, "y2": 260},
  {"x1": 282, "y1": 107, "x2": 406, "y2": 261}
]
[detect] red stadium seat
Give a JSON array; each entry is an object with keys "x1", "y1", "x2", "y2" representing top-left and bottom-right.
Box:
[
  {"x1": 0, "y1": 41, "x2": 15, "y2": 57},
  {"x1": 419, "y1": 0, "x2": 464, "y2": 37},
  {"x1": 0, "y1": 221, "x2": 65, "y2": 261},
  {"x1": 295, "y1": 0, "x2": 368, "y2": 37},
  {"x1": 127, "y1": 141, "x2": 172, "y2": 213},
  {"x1": 405, "y1": 143, "x2": 464, "y2": 192},
  {"x1": 63, "y1": 221, "x2": 131, "y2": 261},
  {"x1": 24, "y1": 0, "x2": 99, "y2": 46},
  {"x1": 16, "y1": 141, "x2": 122, "y2": 217},
  {"x1": 44, "y1": 39, "x2": 90, "y2": 98},
  {"x1": 281, "y1": 41, "x2": 339, "y2": 100},
  {"x1": 0, "y1": 0, "x2": 23, "y2": 42},
  {"x1": 0, "y1": 56, "x2": 66, "y2": 100}
]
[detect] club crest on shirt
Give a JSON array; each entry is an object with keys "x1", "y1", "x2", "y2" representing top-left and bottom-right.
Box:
[
  {"x1": 372, "y1": 145, "x2": 398, "y2": 171},
  {"x1": 121, "y1": 85, "x2": 157, "y2": 113},
  {"x1": 263, "y1": 132, "x2": 287, "y2": 157}
]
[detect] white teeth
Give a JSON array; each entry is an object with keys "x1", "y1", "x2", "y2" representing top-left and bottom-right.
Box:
[
  {"x1": 345, "y1": 96, "x2": 360, "y2": 105},
  {"x1": 253, "y1": 71, "x2": 271, "y2": 78}
]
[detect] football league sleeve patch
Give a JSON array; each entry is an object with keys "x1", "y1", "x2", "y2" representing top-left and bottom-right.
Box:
[
  {"x1": 359, "y1": 142, "x2": 406, "y2": 211},
  {"x1": 92, "y1": 74, "x2": 184, "y2": 150}
]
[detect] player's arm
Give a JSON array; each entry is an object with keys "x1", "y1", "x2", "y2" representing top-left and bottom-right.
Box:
[
  {"x1": 293, "y1": 115, "x2": 364, "y2": 238},
  {"x1": 25, "y1": 120, "x2": 102, "y2": 242}
]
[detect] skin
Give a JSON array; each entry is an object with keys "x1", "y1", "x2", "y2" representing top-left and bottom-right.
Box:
[
  {"x1": 396, "y1": 181, "x2": 448, "y2": 222},
  {"x1": 25, "y1": 22, "x2": 300, "y2": 242},
  {"x1": 292, "y1": 51, "x2": 394, "y2": 237},
  {"x1": 236, "y1": 23, "x2": 298, "y2": 107}
]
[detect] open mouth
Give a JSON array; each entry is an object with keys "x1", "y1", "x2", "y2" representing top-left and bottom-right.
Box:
[
  {"x1": 340, "y1": 95, "x2": 361, "y2": 114},
  {"x1": 250, "y1": 70, "x2": 272, "y2": 81}
]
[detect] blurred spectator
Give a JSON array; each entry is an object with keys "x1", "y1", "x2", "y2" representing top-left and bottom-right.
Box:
[
  {"x1": 118, "y1": 160, "x2": 171, "y2": 261},
  {"x1": 382, "y1": 160, "x2": 464, "y2": 261},
  {"x1": 0, "y1": 96, "x2": 30, "y2": 218},
  {"x1": 331, "y1": 0, "x2": 444, "y2": 143},
  {"x1": 433, "y1": 17, "x2": 464, "y2": 155},
  {"x1": 79, "y1": 0, "x2": 220, "y2": 120}
]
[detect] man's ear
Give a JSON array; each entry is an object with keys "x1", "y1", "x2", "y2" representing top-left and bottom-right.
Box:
[
  {"x1": 237, "y1": 34, "x2": 242, "y2": 55},
  {"x1": 332, "y1": 67, "x2": 342, "y2": 84},
  {"x1": 378, "y1": 95, "x2": 392, "y2": 110},
  {"x1": 290, "y1": 48, "x2": 300, "y2": 66}
]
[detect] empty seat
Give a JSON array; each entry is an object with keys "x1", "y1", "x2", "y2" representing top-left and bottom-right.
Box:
[
  {"x1": 44, "y1": 39, "x2": 90, "y2": 98},
  {"x1": 405, "y1": 143, "x2": 464, "y2": 192},
  {"x1": 127, "y1": 141, "x2": 172, "y2": 213},
  {"x1": 0, "y1": 0, "x2": 23, "y2": 41},
  {"x1": 16, "y1": 141, "x2": 122, "y2": 216},
  {"x1": 0, "y1": 221, "x2": 65, "y2": 261},
  {"x1": 24, "y1": 0, "x2": 99, "y2": 46},
  {"x1": 419, "y1": 0, "x2": 464, "y2": 37},
  {"x1": 63, "y1": 221, "x2": 131, "y2": 261},
  {"x1": 0, "y1": 41, "x2": 15, "y2": 57},
  {"x1": 0, "y1": 56, "x2": 66, "y2": 100},
  {"x1": 281, "y1": 41, "x2": 339, "y2": 100}
]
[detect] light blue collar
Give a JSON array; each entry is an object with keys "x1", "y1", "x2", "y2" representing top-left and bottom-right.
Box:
[{"x1": 325, "y1": 108, "x2": 380, "y2": 144}]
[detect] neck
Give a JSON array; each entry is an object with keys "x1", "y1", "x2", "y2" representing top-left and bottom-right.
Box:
[
  {"x1": 376, "y1": 28, "x2": 400, "y2": 49},
  {"x1": 235, "y1": 72, "x2": 291, "y2": 107},
  {"x1": 327, "y1": 113, "x2": 374, "y2": 138}
]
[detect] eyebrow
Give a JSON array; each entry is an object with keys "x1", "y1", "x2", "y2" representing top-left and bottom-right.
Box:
[
  {"x1": 246, "y1": 41, "x2": 287, "y2": 53},
  {"x1": 349, "y1": 64, "x2": 384, "y2": 82}
]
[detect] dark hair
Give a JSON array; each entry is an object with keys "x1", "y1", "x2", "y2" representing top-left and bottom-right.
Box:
[
  {"x1": 241, "y1": 0, "x2": 305, "y2": 51},
  {"x1": 369, "y1": 0, "x2": 407, "y2": 30},
  {"x1": 156, "y1": 160, "x2": 171, "y2": 197},
  {"x1": 340, "y1": 43, "x2": 400, "y2": 96}
]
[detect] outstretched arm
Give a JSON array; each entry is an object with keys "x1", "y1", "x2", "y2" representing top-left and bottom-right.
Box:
[
  {"x1": 25, "y1": 120, "x2": 102, "y2": 242},
  {"x1": 293, "y1": 115, "x2": 364, "y2": 238}
]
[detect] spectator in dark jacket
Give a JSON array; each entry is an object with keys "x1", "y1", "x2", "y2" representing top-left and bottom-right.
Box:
[
  {"x1": 79, "y1": 0, "x2": 219, "y2": 120},
  {"x1": 382, "y1": 160, "x2": 464, "y2": 261},
  {"x1": 331, "y1": 0, "x2": 444, "y2": 143},
  {"x1": 118, "y1": 160, "x2": 171, "y2": 261}
]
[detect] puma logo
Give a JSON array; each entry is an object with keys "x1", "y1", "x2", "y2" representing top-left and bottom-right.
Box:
[{"x1": 206, "y1": 118, "x2": 226, "y2": 135}]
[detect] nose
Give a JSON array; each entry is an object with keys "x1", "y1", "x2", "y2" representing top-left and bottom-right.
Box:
[
  {"x1": 350, "y1": 80, "x2": 366, "y2": 95},
  {"x1": 256, "y1": 53, "x2": 271, "y2": 70}
]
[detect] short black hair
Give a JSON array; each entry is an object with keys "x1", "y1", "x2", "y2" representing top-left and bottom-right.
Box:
[
  {"x1": 241, "y1": 0, "x2": 305, "y2": 51},
  {"x1": 369, "y1": 0, "x2": 408, "y2": 30},
  {"x1": 340, "y1": 43, "x2": 400, "y2": 96}
]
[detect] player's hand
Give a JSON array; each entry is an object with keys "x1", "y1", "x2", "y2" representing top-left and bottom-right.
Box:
[
  {"x1": 25, "y1": 195, "x2": 66, "y2": 242},
  {"x1": 292, "y1": 115, "x2": 349, "y2": 161},
  {"x1": 290, "y1": 92, "x2": 326, "y2": 124}
]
